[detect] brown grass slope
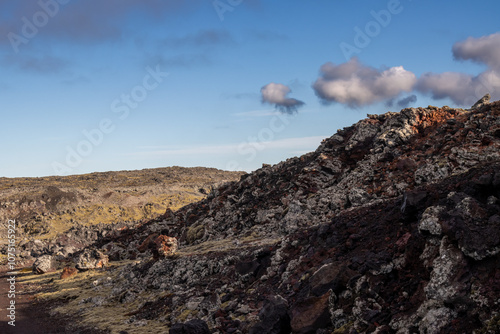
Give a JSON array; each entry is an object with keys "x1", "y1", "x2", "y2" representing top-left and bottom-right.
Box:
[{"x1": 0, "y1": 166, "x2": 244, "y2": 243}]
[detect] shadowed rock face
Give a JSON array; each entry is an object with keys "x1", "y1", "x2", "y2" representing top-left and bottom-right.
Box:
[{"x1": 22, "y1": 100, "x2": 500, "y2": 333}]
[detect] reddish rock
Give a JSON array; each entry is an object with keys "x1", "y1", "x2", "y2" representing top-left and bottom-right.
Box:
[
  {"x1": 138, "y1": 234, "x2": 178, "y2": 259},
  {"x1": 154, "y1": 235, "x2": 178, "y2": 258},
  {"x1": 60, "y1": 266, "x2": 78, "y2": 280}
]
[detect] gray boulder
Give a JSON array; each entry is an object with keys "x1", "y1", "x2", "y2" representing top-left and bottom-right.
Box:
[
  {"x1": 33, "y1": 255, "x2": 56, "y2": 274},
  {"x1": 471, "y1": 93, "x2": 490, "y2": 109},
  {"x1": 75, "y1": 249, "x2": 109, "y2": 271}
]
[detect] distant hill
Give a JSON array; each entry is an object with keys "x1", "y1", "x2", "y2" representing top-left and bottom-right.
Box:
[{"x1": 0, "y1": 166, "x2": 244, "y2": 246}]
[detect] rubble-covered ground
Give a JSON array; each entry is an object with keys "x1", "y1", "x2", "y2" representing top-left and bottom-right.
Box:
[
  {"x1": 0, "y1": 166, "x2": 244, "y2": 267},
  {"x1": 14, "y1": 98, "x2": 500, "y2": 333}
]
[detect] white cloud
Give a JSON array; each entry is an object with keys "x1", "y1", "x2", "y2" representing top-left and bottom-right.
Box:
[
  {"x1": 452, "y1": 32, "x2": 500, "y2": 69},
  {"x1": 417, "y1": 32, "x2": 500, "y2": 106},
  {"x1": 261, "y1": 83, "x2": 305, "y2": 114},
  {"x1": 312, "y1": 57, "x2": 416, "y2": 108}
]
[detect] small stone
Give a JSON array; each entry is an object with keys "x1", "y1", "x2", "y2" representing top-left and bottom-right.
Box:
[
  {"x1": 236, "y1": 304, "x2": 251, "y2": 314},
  {"x1": 60, "y1": 266, "x2": 78, "y2": 280},
  {"x1": 419, "y1": 307, "x2": 457, "y2": 334},
  {"x1": 487, "y1": 196, "x2": 499, "y2": 205},
  {"x1": 331, "y1": 134, "x2": 344, "y2": 143},
  {"x1": 418, "y1": 206, "x2": 444, "y2": 236}
]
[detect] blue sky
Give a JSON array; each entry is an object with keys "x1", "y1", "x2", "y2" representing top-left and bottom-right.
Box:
[{"x1": 1, "y1": 0, "x2": 499, "y2": 177}]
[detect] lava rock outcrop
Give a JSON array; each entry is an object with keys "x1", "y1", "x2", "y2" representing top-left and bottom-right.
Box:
[{"x1": 40, "y1": 99, "x2": 500, "y2": 333}]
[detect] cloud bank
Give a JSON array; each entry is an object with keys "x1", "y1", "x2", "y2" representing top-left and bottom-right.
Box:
[
  {"x1": 312, "y1": 57, "x2": 416, "y2": 108},
  {"x1": 310, "y1": 32, "x2": 500, "y2": 108},
  {"x1": 261, "y1": 83, "x2": 305, "y2": 114},
  {"x1": 416, "y1": 32, "x2": 500, "y2": 106},
  {"x1": 416, "y1": 70, "x2": 500, "y2": 106},
  {"x1": 0, "y1": 1, "x2": 202, "y2": 45},
  {"x1": 452, "y1": 32, "x2": 500, "y2": 69}
]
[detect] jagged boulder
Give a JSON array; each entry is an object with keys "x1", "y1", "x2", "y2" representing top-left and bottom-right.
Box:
[
  {"x1": 155, "y1": 235, "x2": 178, "y2": 257},
  {"x1": 471, "y1": 93, "x2": 490, "y2": 109},
  {"x1": 33, "y1": 255, "x2": 56, "y2": 274},
  {"x1": 138, "y1": 234, "x2": 178, "y2": 259},
  {"x1": 444, "y1": 191, "x2": 500, "y2": 260},
  {"x1": 75, "y1": 249, "x2": 109, "y2": 271}
]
